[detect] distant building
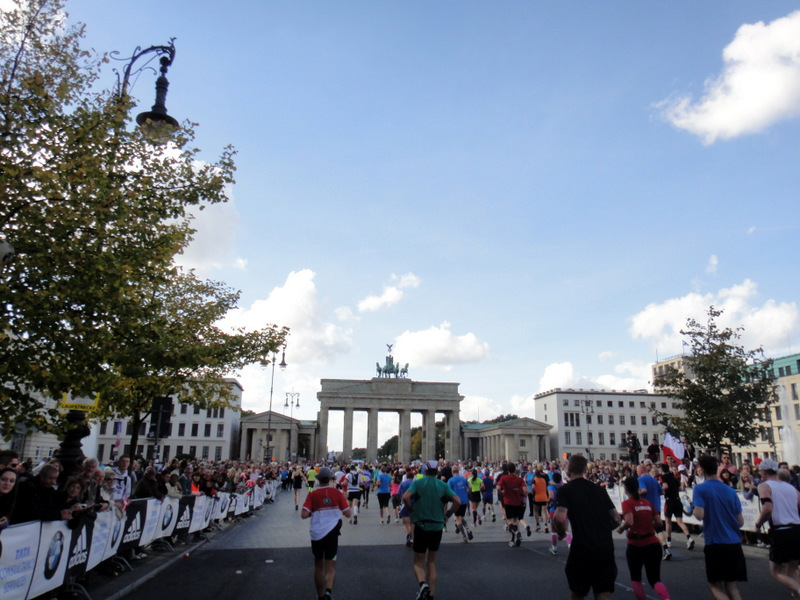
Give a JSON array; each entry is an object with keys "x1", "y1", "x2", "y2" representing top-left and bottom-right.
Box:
[
  {"x1": 533, "y1": 388, "x2": 680, "y2": 461},
  {"x1": 460, "y1": 417, "x2": 551, "y2": 463},
  {"x1": 2, "y1": 379, "x2": 243, "y2": 465}
]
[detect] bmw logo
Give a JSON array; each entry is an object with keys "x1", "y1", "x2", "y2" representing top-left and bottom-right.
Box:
[
  {"x1": 162, "y1": 504, "x2": 174, "y2": 529},
  {"x1": 43, "y1": 531, "x2": 64, "y2": 579}
]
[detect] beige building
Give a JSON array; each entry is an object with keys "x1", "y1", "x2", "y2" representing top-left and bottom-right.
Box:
[
  {"x1": 240, "y1": 411, "x2": 317, "y2": 463},
  {"x1": 461, "y1": 417, "x2": 551, "y2": 463}
]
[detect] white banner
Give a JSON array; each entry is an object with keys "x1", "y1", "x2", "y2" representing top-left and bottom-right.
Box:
[
  {"x1": 156, "y1": 498, "x2": 180, "y2": 540},
  {"x1": 188, "y1": 495, "x2": 208, "y2": 533},
  {"x1": 0, "y1": 522, "x2": 39, "y2": 600},
  {"x1": 27, "y1": 520, "x2": 70, "y2": 599},
  {"x1": 139, "y1": 499, "x2": 162, "y2": 547}
]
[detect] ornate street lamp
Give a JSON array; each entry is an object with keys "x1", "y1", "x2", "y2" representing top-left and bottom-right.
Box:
[
  {"x1": 264, "y1": 344, "x2": 287, "y2": 462},
  {"x1": 284, "y1": 392, "x2": 300, "y2": 461}
]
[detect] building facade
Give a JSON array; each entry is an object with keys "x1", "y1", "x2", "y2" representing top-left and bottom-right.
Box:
[
  {"x1": 533, "y1": 388, "x2": 680, "y2": 461},
  {"x1": 461, "y1": 417, "x2": 551, "y2": 463}
]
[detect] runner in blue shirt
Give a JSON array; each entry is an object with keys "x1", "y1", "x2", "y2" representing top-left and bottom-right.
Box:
[
  {"x1": 375, "y1": 467, "x2": 393, "y2": 524},
  {"x1": 481, "y1": 469, "x2": 496, "y2": 522},
  {"x1": 447, "y1": 466, "x2": 473, "y2": 542}
]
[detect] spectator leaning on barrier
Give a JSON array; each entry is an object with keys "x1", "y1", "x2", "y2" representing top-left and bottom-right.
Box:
[
  {"x1": 112, "y1": 455, "x2": 132, "y2": 509},
  {"x1": 134, "y1": 466, "x2": 165, "y2": 500},
  {"x1": 12, "y1": 463, "x2": 73, "y2": 524},
  {"x1": 0, "y1": 466, "x2": 19, "y2": 529}
]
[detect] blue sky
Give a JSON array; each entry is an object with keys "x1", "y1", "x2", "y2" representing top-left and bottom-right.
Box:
[{"x1": 52, "y1": 1, "x2": 800, "y2": 450}]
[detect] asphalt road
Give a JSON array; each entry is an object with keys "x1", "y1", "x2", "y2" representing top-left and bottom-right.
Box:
[{"x1": 84, "y1": 487, "x2": 787, "y2": 600}]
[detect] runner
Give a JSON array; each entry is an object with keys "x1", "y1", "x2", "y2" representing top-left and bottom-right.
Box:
[
  {"x1": 497, "y1": 462, "x2": 528, "y2": 547},
  {"x1": 403, "y1": 460, "x2": 461, "y2": 600},
  {"x1": 306, "y1": 464, "x2": 317, "y2": 492},
  {"x1": 375, "y1": 466, "x2": 393, "y2": 524},
  {"x1": 467, "y1": 468, "x2": 484, "y2": 527},
  {"x1": 480, "y1": 469, "x2": 496, "y2": 522},
  {"x1": 398, "y1": 470, "x2": 417, "y2": 547},
  {"x1": 661, "y1": 462, "x2": 695, "y2": 551},
  {"x1": 617, "y1": 476, "x2": 671, "y2": 600},
  {"x1": 754, "y1": 458, "x2": 800, "y2": 597},
  {"x1": 547, "y1": 471, "x2": 571, "y2": 555},
  {"x1": 292, "y1": 464, "x2": 306, "y2": 511},
  {"x1": 360, "y1": 464, "x2": 372, "y2": 509},
  {"x1": 345, "y1": 466, "x2": 362, "y2": 525},
  {"x1": 447, "y1": 466, "x2": 473, "y2": 542},
  {"x1": 533, "y1": 467, "x2": 549, "y2": 532},
  {"x1": 301, "y1": 466, "x2": 351, "y2": 600},
  {"x1": 637, "y1": 462, "x2": 669, "y2": 560}
]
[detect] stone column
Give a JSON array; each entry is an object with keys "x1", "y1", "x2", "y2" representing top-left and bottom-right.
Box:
[
  {"x1": 446, "y1": 409, "x2": 460, "y2": 460},
  {"x1": 398, "y1": 409, "x2": 412, "y2": 463},
  {"x1": 424, "y1": 408, "x2": 437, "y2": 461},
  {"x1": 317, "y1": 405, "x2": 329, "y2": 461},
  {"x1": 367, "y1": 408, "x2": 379, "y2": 462},
  {"x1": 342, "y1": 407, "x2": 354, "y2": 462}
]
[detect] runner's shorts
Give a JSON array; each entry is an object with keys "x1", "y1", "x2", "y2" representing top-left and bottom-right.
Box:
[
  {"x1": 311, "y1": 521, "x2": 342, "y2": 561},
  {"x1": 704, "y1": 543, "x2": 747, "y2": 583}
]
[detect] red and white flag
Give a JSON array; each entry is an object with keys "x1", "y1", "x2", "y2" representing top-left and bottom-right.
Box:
[{"x1": 662, "y1": 432, "x2": 685, "y2": 462}]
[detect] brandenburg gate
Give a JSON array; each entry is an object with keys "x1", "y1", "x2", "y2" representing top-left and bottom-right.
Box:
[{"x1": 316, "y1": 377, "x2": 463, "y2": 463}]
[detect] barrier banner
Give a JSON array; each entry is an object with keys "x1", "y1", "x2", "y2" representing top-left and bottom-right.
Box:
[
  {"x1": 174, "y1": 496, "x2": 195, "y2": 534},
  {"x1": 227, "y1": 494, "x2": 238, "y2": 516},
  {"x1": 212, "y1": 493, "x2": 230, "y2": 521},
  {"x1": 139, "y1": 499, "x2": 162, "y2": 547},
  {"x1": 188, "y1": 495, "x2": 208, "y2": 533},
  {"x1": 156, "y1": 498, "x2": 180, "y2": 540},
  {"x1": 64, "y1": 519, "x2": 93, "y2": 582},
  {"x1": 87, "y1": 509, "x2": 118, "y2": 570},
  {"x1": 235, "y1": 492, "x2": 249, "y2": 516},
  {"x1": 118, "y1": 499, "x2": 148, "y2": 552},
  {"x1": 28, "y1": 520, "x2": 70, "y2": 599},
  {"x1": 0, "y1": 522, "x2": 39, "y2": 600}
]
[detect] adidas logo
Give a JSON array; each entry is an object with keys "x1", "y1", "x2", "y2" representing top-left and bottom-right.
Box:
[
  {"x1": 122, "y1": 512, "x2": 142, "y2": 544},
  {"x1": 67, "y1": 528, "x2": 89, "y2": 569},
  {"x1": 177, "y1": 506, "x2": 191, "y2": 529}
]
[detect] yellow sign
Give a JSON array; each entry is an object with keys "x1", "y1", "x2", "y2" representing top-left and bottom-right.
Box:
[{"x1": 60, "y1": 391, "x2": 100, "y2": 411}]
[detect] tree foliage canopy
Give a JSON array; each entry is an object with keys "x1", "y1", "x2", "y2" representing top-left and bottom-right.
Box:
[
  {"x1": 653, "y1": 306, "x2": 774, "y2": 456},
  {"x1": 1, "y1": 0, "x2": 286, "y2": 438}
]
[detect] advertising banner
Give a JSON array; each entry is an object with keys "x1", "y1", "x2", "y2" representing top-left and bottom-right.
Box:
[
  {"x1": 156, "y1": 498, "x2": 180, "y2": 540},
  {"x1": 27, "y1": 520, "x2": 70, "y2": 599},
  {"x1": 138, "y1": 499, "x2": 162, "y2": 547},
  {"x1": 0, "y1": 522, "x2": 40, "y2": 600},
  {"x1": 174, "y1": 496, "x2": 195, "y2": 535},
  {"x1": 117, "y1": 499, "x2": 148, "y2": 553},
  {"x1": 188, "y1": 495, "x2": 208, "y2": 533}
]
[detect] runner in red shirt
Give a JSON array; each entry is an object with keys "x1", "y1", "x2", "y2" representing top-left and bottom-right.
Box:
[{"x1": 497, "y1": 463, "x2": 529, "y2": 547}]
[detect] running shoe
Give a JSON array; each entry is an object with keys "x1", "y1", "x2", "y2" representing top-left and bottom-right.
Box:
[
  {"x1": 353, "y1": 515, "x2": 358, "y2": 525},
  {"x1": 406, "y1": 535, "x2": 413, "y2": 548},
  {"x1": 687, "y1": 538, "x2": 695, "y2": 550},
  {"x1": 324, "y1": 592, "x2": 333, "y2": 600},
  {"x1": 663, "y1": 550, "x2": 672, "y2": 561},
  {"x1": 503, "y1": 524, "x2": 508, "y2": 532},
  {"x1": 535, "y1": 526, "x2": 541, "y2": 532},
  {"x1": 467, "y1": 529, "x2": 474, "y2": 540},
  {"x1": 549, "y1": 545, "x2": 558, "y2": 556},
  {"x1": 515, "y1": 532, "x2": 522, "y2": 547},
  {"x1": 666, "y1": 540, "x2": 672, "y2": 548},
  {"x1": 526, "y1": 525, "x2": 531, "y2": 537},
  {"x1": 544, "y1": 526, "x2": 549, "y2": 533},
  {"x1": 416, "y1": 582, "x2": 431, "y2": 600},
  {"x1": 492, "y1": 514, "x2": 496, "y2": 522}
]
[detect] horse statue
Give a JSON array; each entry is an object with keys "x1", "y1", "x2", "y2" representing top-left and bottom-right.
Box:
[
  {"x1": 381, "y1": 355, "x2": 395, "y2": 378},
  {"x1": 376, "y1": 362, "x2": 383, "y2": 377},
  {"x1": 399, "y1": 363, "x2": 409, "y2": 378}
]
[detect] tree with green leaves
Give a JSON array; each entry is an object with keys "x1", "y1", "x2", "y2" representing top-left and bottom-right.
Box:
[
  {"x1": 653, "y1": 306, "x2": 774, "y2": 457},
  {"x1": 0, "y1": 1, "x2": 284, "y2": 441}
]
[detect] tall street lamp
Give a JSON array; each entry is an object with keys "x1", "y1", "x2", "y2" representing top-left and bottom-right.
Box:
[
  {"x1": 54, "y1": 39, "x2": 181, "y2": 479},
  {"x1": 284, "y1": 392, "x2": 300, "y2": 461},
  {"x1": 264, "y1": 344, "x2": 287, "y2": 462}
]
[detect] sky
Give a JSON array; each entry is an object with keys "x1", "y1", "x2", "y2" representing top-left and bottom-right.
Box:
[{"x1": 32, "y1": 1, "x2": 800, "y2": 450}]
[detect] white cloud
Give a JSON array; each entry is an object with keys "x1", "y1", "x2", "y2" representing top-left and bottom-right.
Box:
[
  {"x1": 706, "y1": 255, "x2": 719, "y2": 275},
  {"x1": 510, "y1": 393, "x2": 537, "y2": 416},
  {"x1": 630, "y1": 279, "x2": 798, "y2": 356},
  {"x1": 598, "y1": 350, "x2": 615, "y2": 361},
  {"x1": 460, "y1": 395, "x2": 503, "y2": 422},
  {"x1": 393, "y1": 322, "x2": 490, "y2": 368},
  {"x1": 537, "y1": 361, "x2": 650, "y2": 395},
  {"x1": 357, "y1": 272, "x2": 420, "y2": 313},
  {"x1": 222, "y1": 269, "x2": 353, "y2": 366},
  {"x1": 660, "y1": 10, "x2": 800, "y2": 143},
  {"x1": 175, "y1": 186, "x2": 247, "y2": 277}
]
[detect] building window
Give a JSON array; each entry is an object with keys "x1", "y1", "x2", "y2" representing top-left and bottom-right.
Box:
[
  {"x1": 564, "y1": 413, "x2": 570, "y2": 427},
  {"x1": 207, "y1": 409, "x2": 213, "y2": 419},
  {"x1": 619, "y1": 415, "x2": 626, "y2": 426},
  {"x1": 639, "y1": 401, "x2": 646, "y2": 408},
  {"x1": 610, "y1": 432, "x2": 616, "y2": 445},
  {"x1": 178, "y1": 423, "x2": 186, "y2": 436},
  {"x1": 126, "y1": 422, "x2": 133, "y2": 435},
  {"x1": 562, "y1": 399, "x2": 568, "y2": 406},
  {"x1": 599, "y1": 453, "x2": 606, "y2": 460},
  {"x1": 661, "y1": 402, "x2": 667, "y2": 409},
  {"x1": 201, "y1": 446, "x2": 209, "y2": 459},
  {"x1": 618, "y1": 401, "x2": 624, "y2": 407},
  {"x1": 611, "y1": 453, "x2": 617, "y2": 460},
  {"x1": 97, "y1": 444, "x2": 105, "y2": 461},
  {"x1": 189, "y1": 445, "x2": 196, "y2": 457},
  {"x1": 219, "y1": 408, "x2": 225, "y2": 418},
  {"x1": 630, "y1": 415, "x2": 636, "y2": 425},
  {"x1": 586, "y1": 414, "x2": 592, "y2": 425},
  {"x1": 792, "y1": 383, "x2": 798, "y2": 401},
  {"x1": 564, "y1": 431, "x2": 571, "y2": 445},
  {"x1": 576, "y1": 431, "x2": 582, "y2": 445},
  {"x1": 520, "y1": 438, "x2": 526, "y2": 447},
  {"x1": 217, "y1": 424, "x2": 224, "y2": 437},
  {"x1": 629, "y1": 401, "x2": 634, "y2": 408},
  {"x1": 607, "y1": 401, "x2": 612, "y2": 407},
  {"x1": 599, "y1": 432, "x2": 604, "y2": 445},
  {"x1": 650, "y1": 402, "x2": 656, "y2": 409},
  {"x1": 215, "y1": 446, "x2": 222, "y2": 461},
  {"x1": 779, "y1": 367, "x2": 785, "y2": 377},
  {"x1": 176, "y1": 445, "x2": 184, "y2": 456},
  {"x1": 191, "y1": 423, "x2": 198, "y2": 437},
  {"x1": 181, "y1": 404, "x2": 188, "y2": 414},
  {"x1": 641, "y1": 415, "x2": 647, "y2": 426},
  {"x1": 194, "y1": 406, "x2": 201, "y2": 415},
  {"x1": 99, "y1": 421, "x2": 107, "y2": 435},
  {"x1": 608, "y1": 415, "x2": 615, "y2": 425},
  {"x1": 775, "y1": 406, "x2": 782, "y2": 421},
  {"x1": 795, "y1": 404, "x2": 800, "y2": 420},
  {"x1": 597, "y1": 414, "x2": 604, "y2": 425},
  {"x1": 587, "y1": 432, "x2": 593, "y2": 445},
  {"x1": 204, "y1": 423, "x2": 212, "y2": 437}
]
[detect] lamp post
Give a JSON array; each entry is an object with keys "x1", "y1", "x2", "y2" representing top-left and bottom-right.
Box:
[
  {"x1": 264, "y1": 344, "x2": 287, "y2": 462},
  {"x1": 284, "y1": 392, "x2": 300, "y2": 461},
  {"x1": 53, "y1": 39, "x2": 181, "y2": 480},
  {"x1": 579, "y1": 397, "x2": 594, "y2": 460}
]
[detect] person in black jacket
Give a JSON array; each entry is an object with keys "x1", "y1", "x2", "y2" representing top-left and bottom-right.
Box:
[{"x1": 11, "y1": 464, "x2": 73, "y2": 524}]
